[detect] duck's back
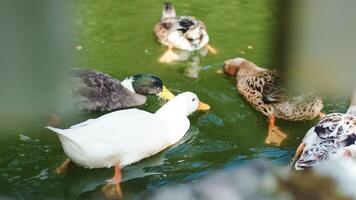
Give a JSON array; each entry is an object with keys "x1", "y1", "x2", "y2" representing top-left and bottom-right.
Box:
[
  {"x1": 59, "y1": 109, "x2": 171, "y2": 168},
  {"x1": 237, "y1": 70, "x2": 277, "y2": 116},
  {"x1": 273, "y1": 93, "x2": 322, "y2": 121},
  {"x1": 154, "y1": 16, "x2": 208, "y2": 51},
  {"x1": 237, "y1": 70, "x2": 322, "y2": 120}
]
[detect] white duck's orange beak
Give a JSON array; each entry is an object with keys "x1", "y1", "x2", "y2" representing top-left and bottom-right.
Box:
[
  {"x1": 197, "y1": 101, "x2": 210, "y2": 111},
  {"x1": 157, "y1": 85, "x2": 175, "y2": 100}
]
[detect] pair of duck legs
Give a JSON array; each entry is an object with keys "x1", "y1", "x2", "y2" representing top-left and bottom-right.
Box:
[
  {"x1": 56, "y1": 160, "x2": 123, "y2": 199},
  {"x1": 54, "y1": 112, "x2": 326, "y2": 199},
  {"x1": 159, "y1": 44, "x2": 217, "y2": 63}
]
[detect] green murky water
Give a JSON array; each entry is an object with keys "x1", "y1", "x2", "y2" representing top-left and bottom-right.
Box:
[{"x1": 0, "y1": 0, "x2": 350, "y2": 199}]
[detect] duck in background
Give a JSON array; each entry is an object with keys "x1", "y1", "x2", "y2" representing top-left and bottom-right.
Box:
[
  {"x1": 291, "y1": 90, "x2": 356, "y2": 170},
  {"x1": 71, "y1": 69, "x2": 175, "y2": 112},
  {"x1": 223, "y1": 58, "x2": 324, "y2": 146},
  {"x1": 46, "y1": 92, "x2": 210, "y2": 199},
  {"x1": 154, "y1": 2, "x2": 216, "y2": 63}
]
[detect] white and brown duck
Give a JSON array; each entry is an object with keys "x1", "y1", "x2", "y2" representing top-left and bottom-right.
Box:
[
  {"x1": 154, "y1": 2, "x2": 216, "y2": 63},
  {"x1": 291, "y1": 91, "x2": 356, "y2": 170}
]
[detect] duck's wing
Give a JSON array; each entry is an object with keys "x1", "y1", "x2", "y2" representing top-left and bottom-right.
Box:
[
  {"x1": 154, "y1": 16, "x2": 180, "y2": 44},
  {"x1": 71, "y1": 69, "x2": 146, "y2": 111},
  {"x1": 176, "y1": 17, "x2": 200, "y2": 33},
  {"x1": 296, "y1": 113, "x2": 356, "y2": 169},
  {"x1": 260, "y1": 70, "x2": 289, "y2": 104},
  {"x1": 261, "y1": 71, "x2": 321, "y2": 105},
  {"x1": 157, "y1": 16, "x2": 197, "y2": 32},
  {"x1": 315, "y1": 114, "x2": 356, "y2": 147}
]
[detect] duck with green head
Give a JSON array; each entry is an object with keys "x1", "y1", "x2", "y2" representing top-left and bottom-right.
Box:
[{"x1": 72, "y1": 69, "x2": 175, "y2": 112}]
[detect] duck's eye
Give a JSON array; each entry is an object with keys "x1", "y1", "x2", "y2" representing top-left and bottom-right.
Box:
[
  {"x1": 187, "y1": 38, "x2": 194, "y2": 42},
  {"x1": 192, "y1": 98, "x2": 196, "y2": 102}
]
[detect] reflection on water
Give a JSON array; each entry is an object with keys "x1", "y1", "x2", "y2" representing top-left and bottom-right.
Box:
[
  {"x1": 183, "y1": 48, "x2": 207, "y2": 78},
  {"x1": 159, "y1": 47, "x2": 209, "y2": 78}
]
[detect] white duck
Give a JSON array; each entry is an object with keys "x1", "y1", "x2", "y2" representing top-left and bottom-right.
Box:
[
  {"x1": 291, "y1": 91, "x2": 356, "y2": 170},
  {"x1": 46, "y1": 92, "x2": 210, "y2": 197}
]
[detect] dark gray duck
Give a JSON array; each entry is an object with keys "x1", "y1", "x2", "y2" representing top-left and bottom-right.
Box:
[{"x1": 71, "y1": 69, "x2": 175, "y2": 112}]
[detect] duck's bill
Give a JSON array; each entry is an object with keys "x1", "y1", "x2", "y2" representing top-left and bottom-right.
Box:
[
  {"x1": 197, "y1": 101, "x2": 210, "y2": 111},
  {"x1": 157, "y1": 86, "x2": 175, "y2": 100}
]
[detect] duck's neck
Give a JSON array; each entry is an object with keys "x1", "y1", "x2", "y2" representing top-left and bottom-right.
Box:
[
  {"x1": 155, "y1": 100, "x2": 190, "y2": 144},
  {"x1": 162, "y1": 3, "x2": 176, "y2": 20},
  {"x1": 347, "y1": 90, "x2": 356, "y2": 117},
  {"x1": 121, "y1": 77, "x2": 136, "y2": 93},
  {"x1": 155, "y1": 99, "x2": 188, "y2": 120},
  {"x1": 236, "y1": 60, "x2": 266, "y2": 80}
]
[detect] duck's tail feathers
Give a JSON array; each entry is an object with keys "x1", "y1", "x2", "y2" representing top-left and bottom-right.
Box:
[
  {"x1": 46, "y1": 126, "x2": 67, "y2": 136},
  {"x1": 162, "y1": 2, "x2": 176, "y2": 20}
]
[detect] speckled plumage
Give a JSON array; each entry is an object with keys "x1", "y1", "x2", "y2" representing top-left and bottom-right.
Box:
[
  {"x1": 154, "y1": 3, "x2": 209, "y2": 51},
  {"x1": 224, "y1": 58, "x2": 323, "y2": 121},
  {"x1": 295, "y1": 113, "x2": 356, "y2": 169},
  {"x1": 71, "y1": 69, "x2": 146, "y2": 112}
]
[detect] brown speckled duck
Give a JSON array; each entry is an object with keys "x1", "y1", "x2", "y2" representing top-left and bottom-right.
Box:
[{"x1": 223, "y1": 57, "x2": 324, "y2": 146}]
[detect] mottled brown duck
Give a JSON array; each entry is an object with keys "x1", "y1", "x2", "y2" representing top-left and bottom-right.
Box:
[{"x1": 223, "y1": 57, "x2": 323, "y2": 146}]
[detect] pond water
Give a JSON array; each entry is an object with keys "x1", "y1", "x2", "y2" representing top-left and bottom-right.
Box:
[{"x1": 0, "y1": 0, "x2": 350, "y2": 199}]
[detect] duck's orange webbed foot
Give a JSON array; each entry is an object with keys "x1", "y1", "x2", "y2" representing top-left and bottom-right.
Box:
[
  {"x1": 265, "y1": 115, "x2": 287, "y2": 146},
  {"x1": 319, "y1": 112, "x2": 326, "y2": 119},
  {"x1": 102, "y1": 164, "x2": 123, "y2": 199},
  {"x1": 159, "y1": 45, "x2": 178, "y2": 63},
  {"x1": 205, "y1": 44, "x2": 217, "y2": 54},
  {"x1": 55, "y1": 158, "x2": 71, "y2": 174}
]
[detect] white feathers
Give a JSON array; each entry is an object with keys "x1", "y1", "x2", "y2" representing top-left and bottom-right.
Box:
[
  {"x1": 167, "y1": 28, "x2": 209, "y2": 51},
  {"x1": 121, "y1": 77, "x2": 135, "y2": 93}
]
